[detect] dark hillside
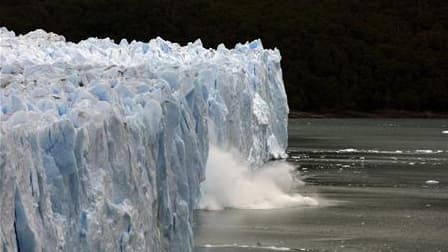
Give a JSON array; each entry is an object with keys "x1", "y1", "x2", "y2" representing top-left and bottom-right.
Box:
[{"x1": 1, "y1": 0, "x2": 447, "y2": 112}]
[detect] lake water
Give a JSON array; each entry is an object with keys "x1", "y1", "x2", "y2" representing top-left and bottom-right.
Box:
[{"x1": 194, "y1": 119, "x2": 448, "y2": 252}]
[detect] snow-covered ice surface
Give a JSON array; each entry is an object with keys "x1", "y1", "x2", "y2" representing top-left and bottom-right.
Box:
[{"x1": 0, "y1": 28, "x2": 288, "y2": 251}]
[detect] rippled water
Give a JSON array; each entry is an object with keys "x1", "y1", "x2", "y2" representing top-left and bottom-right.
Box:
[{"x1": 194, "y1": 119, "x2": 448, "y2": 251}]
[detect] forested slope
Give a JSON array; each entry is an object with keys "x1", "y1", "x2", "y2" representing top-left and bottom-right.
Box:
[{"x1": 1, "y1": 0, "x2": 447, "y2": 112}]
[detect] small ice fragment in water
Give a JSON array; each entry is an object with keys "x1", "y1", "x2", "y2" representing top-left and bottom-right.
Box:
[
  {"x1": 442, "y1": 130, "x2": 448, "y2": 134},
  {"x1": 408, "y1": 162, "x2": 416, "y2": 165},
  {"x1": 425, "y1": 180, "x2": 439, "y2": 185},
  {"x1": 416, "y1": 149, "x2": 434, "y2": 154},
  {"x1": 337, "y1": 148, "x2": 357, "y2": 153}
]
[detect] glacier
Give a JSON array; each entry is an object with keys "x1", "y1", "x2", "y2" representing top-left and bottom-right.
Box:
[{"x1": 0, "y1": 28, "x2": 288, "y2": 251}]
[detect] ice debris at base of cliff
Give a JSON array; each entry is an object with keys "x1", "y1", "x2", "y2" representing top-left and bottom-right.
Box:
[{"x1": 0, "y1": 28, "x2": 288, "y2": 251}]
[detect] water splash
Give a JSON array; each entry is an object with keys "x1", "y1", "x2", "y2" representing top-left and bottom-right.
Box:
[{"x1": 198, "y1": 146, "x2": 318, "y2": 210}]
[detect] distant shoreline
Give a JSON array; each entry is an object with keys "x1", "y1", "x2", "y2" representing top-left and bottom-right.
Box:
[{"x1": 289, "y1": 110, "x2": 448, "y2": 119}]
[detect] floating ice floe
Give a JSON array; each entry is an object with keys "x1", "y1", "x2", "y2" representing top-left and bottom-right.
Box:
[
  {"x1": 336, "y1": 148, "x2": 358, "y2": 153},
  {"x1": 425, "y1": 180, "x2": 440, "y2": 185},
  {"x1": 416, "y1": 150, "x2": 443, "y2": 154}
]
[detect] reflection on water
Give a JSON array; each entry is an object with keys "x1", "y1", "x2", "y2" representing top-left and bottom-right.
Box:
[{"x1": 194, "y1": 119, "x2": 448, "y2": 252}]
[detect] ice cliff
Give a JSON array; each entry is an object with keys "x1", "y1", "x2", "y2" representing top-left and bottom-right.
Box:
[{"x1": 0, "y1": 28, "x2": 288, "y2": 251}]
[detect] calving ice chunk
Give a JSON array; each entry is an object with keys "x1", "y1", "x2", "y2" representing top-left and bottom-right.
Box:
[{"x1": 0, "y1": 28, "x2": 288, "y2": 251}]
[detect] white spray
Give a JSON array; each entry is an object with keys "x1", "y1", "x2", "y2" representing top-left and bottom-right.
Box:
[{"x1": 198, "y1": 146, "x2": 318, "y2": 210}]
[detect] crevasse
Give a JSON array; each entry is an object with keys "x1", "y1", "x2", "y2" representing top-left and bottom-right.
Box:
[{"x1": 0, "y1": 28, "x2": 288, "y2": 251}]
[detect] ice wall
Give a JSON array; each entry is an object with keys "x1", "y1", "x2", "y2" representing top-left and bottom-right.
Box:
[{"x1": 0, "y1": 28, "x2": 288, "y2": 251}]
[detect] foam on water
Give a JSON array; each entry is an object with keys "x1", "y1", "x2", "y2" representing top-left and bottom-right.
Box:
[
  {"x1": 198, "y1": 146, "x2": 318, "y2": 210},
  {"x1": 201, "y1": 244, "x2": 299, "y2": 251},
  {"x1": 335, "y1": 148, "x2": 444, "y2": 155}
]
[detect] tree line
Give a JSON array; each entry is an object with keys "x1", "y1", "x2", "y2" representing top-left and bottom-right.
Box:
[{"x1": 1, "y1": 0, "x2": 447, "y2": 112}]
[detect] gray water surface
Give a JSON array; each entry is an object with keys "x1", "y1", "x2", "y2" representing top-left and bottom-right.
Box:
[{"x1": 194, "y1": 119, "x2": 448, "y2": 252}]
